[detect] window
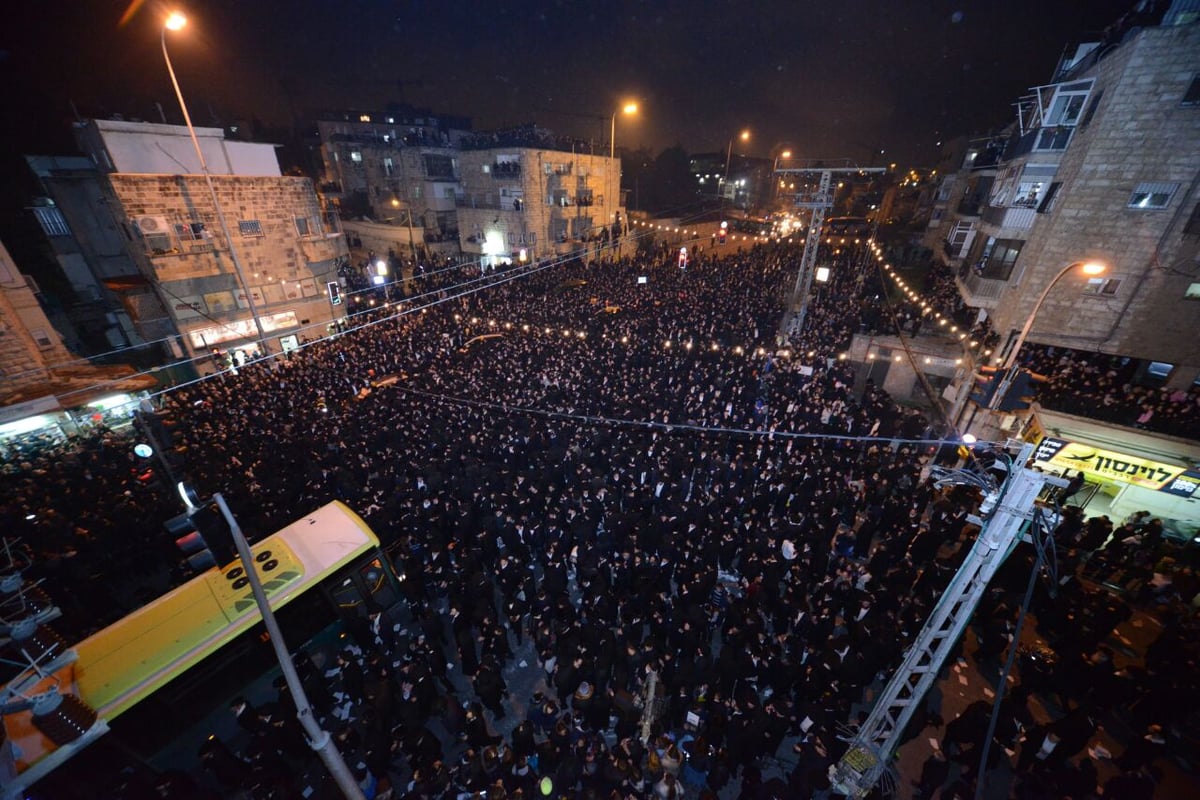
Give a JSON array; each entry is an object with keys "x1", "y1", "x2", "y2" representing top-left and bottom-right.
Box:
[
  {"x1": 383, "y1": 157, "x2": 394, "y2": 177},
  {"x1": 238, "y1": 220, "x2": 264, "y2": 237},
  {"x1": 1036, "y1": 182, "x2": 1062, "y2": 214},
  {"x1": 174, "y1": 222, "x2": 208, "y2": 241},
  {"x1": 1080, "y1": 88, "x2": 1105, "y2": 126},
  {"x1": 1183, "y1": 74, "x2": 1200, "y2": 107},
  {"x1": 975, "y1": 237, "x2": 1023, "y2": 281},
  {"x1": 350, "y1": 151, "x2": 363, "y2": 163},
  {"x1": 1044, "y1": 80, "x2": 1093, "y2": 126},
  {"x1": 32, "y1": 206, "x2": 70, "y2": 237},
  {"x1": 1128, "y1": 182, "x2": 1179, "y2": 210},
  {"x1": 528, "y1": 232, "x2": 537, "y2": 244},
  {"x1": 1034, "y1": 127, "x2": 1073, "y2": 151},
  {"x1": 946, "y1": 221, "x2": 974, "y2": 258},
  {"x1": 30, "y1": 328, "x2": 53, "y2": 348},
  {"x1": 1184, "y1": 282, "x2": 1200, "y2": 299},
  {"x1": 294, "y1": 216, "x2": 311, "y2": 237},
  {"x1": 1083, "y1": 277, "x2": 1121, "y2": 296}
]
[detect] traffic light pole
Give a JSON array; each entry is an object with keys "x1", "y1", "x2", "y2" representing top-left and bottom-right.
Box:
[
  {"x1": 211, "y1": 494, "x2": 366, "y2": 800},
  {"x1": 829, "y1": 443, "x2": 1054, "y2": 797}
]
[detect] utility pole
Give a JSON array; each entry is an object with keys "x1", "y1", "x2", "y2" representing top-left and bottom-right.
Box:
[
  {"x1": 212, "y1": 495, "x2": 366, "y2": 800},
  {"x1": 776, "y1": 163, "x2": 885, "y2": 339},
  {"x1": 829, "y1": 442, "x2": 1064, "y2": 797}
]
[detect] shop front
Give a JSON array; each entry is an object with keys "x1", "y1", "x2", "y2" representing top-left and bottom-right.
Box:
[{"x1": 1029, "y1": 410, "x2": 1200, "y2": 543}]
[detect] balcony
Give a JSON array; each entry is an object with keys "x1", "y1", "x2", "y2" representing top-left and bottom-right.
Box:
[
  {"x1": 981, "y1": 206, "x2": 1037, "y2": 230},
  {"x1": 490, "y1": 163, "x2": 522, "y2": 180},
  {"x1": 943, "y1": 239, "x2": 970, "y2": 261},
  {"x1": 956, "y1": 271, "x2": 1007, "y2": 309},
  {"x1": 957, "y1": 200, "x2": 982, "y2": 217}
]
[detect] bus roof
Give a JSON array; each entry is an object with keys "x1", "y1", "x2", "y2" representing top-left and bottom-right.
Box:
[{"x1": 2, "y1": 501, "x2": 378, "y2": 793}]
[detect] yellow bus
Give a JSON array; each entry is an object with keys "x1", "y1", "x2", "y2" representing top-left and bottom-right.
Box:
[{"x1": 3, "y1": 501, "x2": 398, "y2": 799}]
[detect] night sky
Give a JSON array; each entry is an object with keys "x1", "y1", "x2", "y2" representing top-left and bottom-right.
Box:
[{"x1": 5, "y1": 0, "x2": 1135, "y2": 166}]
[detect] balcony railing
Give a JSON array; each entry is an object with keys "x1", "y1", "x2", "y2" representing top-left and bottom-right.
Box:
[
  {"x1": 957, "y1": 271, "x2": 1007, "y2": 305},
  {"x1": 981, "y1": 206, "x2": 1036, "y2": 230},
  {"x1": 943, "y1": 239, "x2": 970, "y2": 260},
  {"x1": 490, "y1": 163, "x2": 523, "y2": 180}
]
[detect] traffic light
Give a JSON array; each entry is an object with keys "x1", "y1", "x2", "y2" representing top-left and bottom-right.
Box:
[
  {"x1": 165, "y1": 502, "x2": 235, "y2": 572},
  {"x1": 969, "y1": 365, "x2": 1001, "y2": 406},
  {"x1": 718, "y1": 221, "x2": 728, "y2": 245},
  {"x1": 996, "y1": 368, "x2": 1048, "y2": 412},
  {"x1": 133, "y1": 410, "x2": 184, "y2": 477}
]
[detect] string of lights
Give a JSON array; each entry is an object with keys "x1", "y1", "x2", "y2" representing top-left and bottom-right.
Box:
[{"x1": 868, "y1": 241, "x2": 994, "y2": 360}]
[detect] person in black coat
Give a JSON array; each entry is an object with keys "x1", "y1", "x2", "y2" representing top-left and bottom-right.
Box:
[{"x1": 475, "y1": 657, "x2": 508, "y2": 719}]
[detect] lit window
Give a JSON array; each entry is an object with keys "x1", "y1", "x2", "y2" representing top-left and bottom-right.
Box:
[
  {"x1": 1128, "y1": 182, "x2": 1179, "y2": 210},
  {"x1": 350, "y1": 151, "x2": 363, "y2": 163},
  {"x1": 1184, "y1": 282, "x2": 1200, "y2": 300},
  {"x1": 1083, "y1": 277, "x2": 1121, "y2": 296}
]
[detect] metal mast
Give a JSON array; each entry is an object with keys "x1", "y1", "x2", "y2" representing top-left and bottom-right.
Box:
[
  {"x1": 829, "y1": 442, "x2": 1061, "y2": 797},
  {"x1": 777, "y1": 163, "x2": 885, "y2": 339}
]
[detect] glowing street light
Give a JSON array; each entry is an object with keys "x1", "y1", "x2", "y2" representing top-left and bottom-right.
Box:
[
  {"x1": 1000, "y1": 261, "x2": 1107, "y2": 371},
  {"x1": 161, "y1": 11, "x2": 269, "y2": 355},
  {"x1": 610, "y1": 101, "x2": 639, "y2": 160}
]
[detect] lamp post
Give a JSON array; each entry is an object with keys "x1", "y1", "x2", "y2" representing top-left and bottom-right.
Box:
[
  {"x1": 987, "y1": 260, "x2": 1106, "y2": 411},
  {"x1": 773, "y1": 149, "x2": 792, "y2": 204},
  {"x1": 610, "y1": 102, "x2": 638, "y2": 160},
  {"x1": 1000, "y1": 261, "x2": 1107, "y2": 371},
  {"x1": 721, "y1": 129, "x2": 751, "y2": 202},
  {"x1": 162, "y1": 11, "x2": 269, "y2": 357}
]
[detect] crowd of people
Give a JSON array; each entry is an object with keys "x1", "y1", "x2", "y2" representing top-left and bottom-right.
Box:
[
  {"x1": 4, "y1": 236, "x2": 1196, "y2": 799},
  {"x1": 1019, "y1": 345, "x2": 1200, "y2": 441}
]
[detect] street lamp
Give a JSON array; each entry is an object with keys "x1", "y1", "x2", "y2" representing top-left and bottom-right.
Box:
[
  {"x1": 610, "y1": 102, "x2": 638, "y2": 160},
  {"x1": 721, "y1": 129, "x2": 751, "y2": 200},
  {"x1": 1000, "y1": 261, "x2": 1106, "y2": 371},
  {"x1": 161, "y1": 12, "x2": 269, "y2": 356},
  {"x1": 773, "y1": 149, "x2": 792, "y2": 202},
  {"x1": 986, "y1": 260, "x2": 1106, "y2": 412}
]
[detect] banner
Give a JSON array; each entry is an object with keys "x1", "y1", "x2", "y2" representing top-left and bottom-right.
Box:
[{"x1": 1033, "y1": 436, "x2": 1196, "y2": 496}]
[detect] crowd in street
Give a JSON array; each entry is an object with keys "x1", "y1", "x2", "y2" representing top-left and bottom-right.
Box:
[{"x1": 4, "y1": 240, "x2": 1197, "y2": 800}]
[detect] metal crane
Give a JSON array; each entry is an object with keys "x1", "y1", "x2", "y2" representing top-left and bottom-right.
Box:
[
  {"x1": 829, "y1": 441, "x2": 1064, "y2": 797},
  {"x1": 776, "y1": 162, "x2": 885, "y2": 339}
]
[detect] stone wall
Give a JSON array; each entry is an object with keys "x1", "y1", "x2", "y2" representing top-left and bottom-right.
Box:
[{"x1": 109, "y1": 173, "x2": 347, "y2": 353}]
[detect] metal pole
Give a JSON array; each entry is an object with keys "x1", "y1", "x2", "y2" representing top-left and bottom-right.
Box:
[
  {"x1": 162, "y1": 28, "x2": 270, "y2": 356},
  {"x1": 988, "y1": 262, "x2": 1082, "y2": 411},
  {"x1": 610, "y1": 112, "x2": 616, "y2": 161},
  {"x1": 212, "y1": 494, "x2": 366, "y2": 800}
]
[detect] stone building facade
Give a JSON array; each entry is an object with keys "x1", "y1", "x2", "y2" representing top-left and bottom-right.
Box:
[
  {"x1": 931, "y1": 13, "x2": 1200, "y2": 389},
  {"x1": 317, "y1": 110, "x2": 471, "y2": 245},
  {"x1": 109, "y1": 173, "x2": 344, "y2": 355},
  {"x1": 456, "y1": 144, "x2": 624, "y2": 267},
  {"x1": 74, "y1": 119, "x2": 347, "y2": 359},
  {"x1": 0, "y1": 240, "x2": 73, "y2": 401},
  {"x1": 986, "y1": 21, "x2": 1200, "y2": 383}
]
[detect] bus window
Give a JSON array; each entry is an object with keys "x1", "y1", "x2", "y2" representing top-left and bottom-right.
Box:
[
  {"x1": 359, "y1": 558, "x2": 398, "y2": 609},
  {"x1": 330, "y1": 575, "x2": 364, "y2": 610}
]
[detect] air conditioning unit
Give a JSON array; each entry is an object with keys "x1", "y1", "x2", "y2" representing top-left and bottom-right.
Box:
[{"x1": 136, "y1": 216, "x2": 170, "y2": 235}]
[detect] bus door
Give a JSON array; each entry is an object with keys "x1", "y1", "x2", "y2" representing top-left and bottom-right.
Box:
[{"x1": 325, "y1": 555, "x2": 400, "y2": 613}]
